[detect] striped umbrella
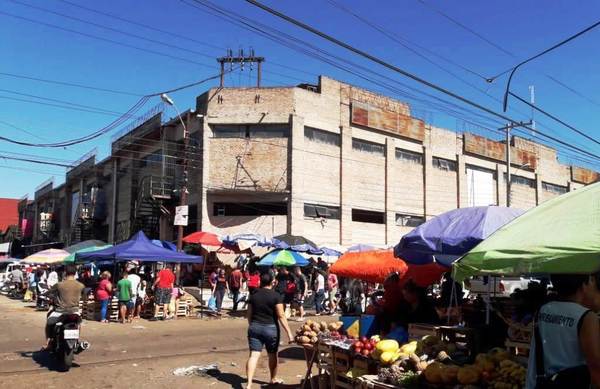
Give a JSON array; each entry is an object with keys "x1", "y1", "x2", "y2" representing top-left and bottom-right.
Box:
[
  {"x1": 22, "y1": 248, "x2": 69, "y2": 265},
  {"x1": 257, "y1": 249, "x2": 309, "y2": 267}
]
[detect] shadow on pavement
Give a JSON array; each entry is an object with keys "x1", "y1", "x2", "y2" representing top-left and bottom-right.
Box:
[
  {"x1": 19, "y1": 350, "x2": 79, "y2": 372},
  {"x1": 278, "y1": 346, "x2": 306, "y2": 360}
]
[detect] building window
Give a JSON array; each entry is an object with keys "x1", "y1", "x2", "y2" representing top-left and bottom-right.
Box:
[
  {"x1": 352, "y1": 138, "x2": 385, "y2": 156},
  {"x1": 542, "y1": 182, "x2": 567, "y2": 194},
  {"x1": 396, "y1": 148, "x2": 423, "y2": 164},
  {"x1": 212, "y1": 124, "x2": 289, "y2": 138},
  {"x1": 304, "y1": 127, "x2": 340, "y2": 146},
  {"x1": 432, "y1": 157, "x2": 457, "y2": 172},
  {"x1": 503, "y1": 174, "x2": 535, "y2": 188},
  {"x1": 352, "y1": 208, "x2": 385, "y2": 224},
  {"x1": 304, "y1": 203, "x2": 340, "y2": 219},
  {"x1": 395, "y1": 213, "x2": 425, "y2": 227},
  {"x1": 213, "y1": 202, "x2": 287, "y2": 216}
]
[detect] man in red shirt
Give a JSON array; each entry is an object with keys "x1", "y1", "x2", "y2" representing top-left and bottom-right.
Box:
[
  {"x1": 151, "y1": 264, "x2": 175, "y2": 321},
  {"x1": 229, "y1": 267, "x2": 243, "y2": 312}
]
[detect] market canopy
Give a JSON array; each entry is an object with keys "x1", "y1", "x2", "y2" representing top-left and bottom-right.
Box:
[
  {"x1": 273, "y1": 234, "x2": 318, "y2": 248},
  {"x1": 454, "y1": 182, "x2": 600, "y2": 281},
  {"x1": 64, "y1": 244, "x2": 112, "y2": 263},
  {"x1": 182, "y1": 231, "x2": 222, "y2": 247},
  {"x1": 331, "y1": 249, "x2": 449, "y2": 285},
  {"x1": 76, "y1": 231, "x2": 202, "y2": 263},
  {"x1": 395, "y1": 206, "x2": 524, "y2": 266},
  {"x1": 64, "y1": 240, "x2": 108, "y2": 254},
  {"x1": 22, "y1": 248, "x2": 69, "y2": 264},
  {"x1": 222, "y1": 233, "x2": 272, "y2": 251},
  {"x1": 151, "y1": 239, "x2": 177, "y2": 251}
]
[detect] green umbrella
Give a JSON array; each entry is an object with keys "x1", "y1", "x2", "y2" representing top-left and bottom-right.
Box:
[
  {"x1": 257, "y1": 249, "x2": 310, "y2": 267},
  {"x1": 453, "y1": 182, "x2": 600, "y2": 281},
  {"x1": 64, "y1": 245, "x2": 112, "y2": 263}
]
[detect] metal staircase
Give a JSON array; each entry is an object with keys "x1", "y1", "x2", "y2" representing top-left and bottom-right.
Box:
[{"x1": 132, "y1": 175, "x2": 174, "y2": 239}]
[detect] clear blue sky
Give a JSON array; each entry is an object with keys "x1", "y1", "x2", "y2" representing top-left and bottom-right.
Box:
[{"x1": 2, "y1": 0, "x2": 600, "y2": 198}]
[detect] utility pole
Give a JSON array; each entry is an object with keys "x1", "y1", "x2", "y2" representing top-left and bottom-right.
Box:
[
  {"x1": 500, "y1": 121, "x2": 532, "y2": 207},
  {"x1": 217, "y1": 48, "x2": 264, "y2": 88}
]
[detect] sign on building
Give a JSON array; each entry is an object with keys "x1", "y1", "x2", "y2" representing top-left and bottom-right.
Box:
[{"x1": 174, "y1": 205, "x2": 189, "y2": 226}]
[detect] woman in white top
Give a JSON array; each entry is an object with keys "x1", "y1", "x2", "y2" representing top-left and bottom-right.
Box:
[{"x1": 526, "y1": 273, "x2": 600, "y2": 388}]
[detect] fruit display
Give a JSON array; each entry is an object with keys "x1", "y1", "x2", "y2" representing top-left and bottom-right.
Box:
[
  {"x1": 352, "y1": 336, "x2": 377, "y2": 357},
  {"x1": 294, "y1": 320, "x2": 345, "y2": 346},
  {"x1": 487, "y1": 359, "x2": 527, "y2": 388},
  {"x1": 378, "y1": 365, "x2": 419, "y2": 388}
]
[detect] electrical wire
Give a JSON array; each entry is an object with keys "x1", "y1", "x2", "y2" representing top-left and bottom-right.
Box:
[
  {"x1": 0, "y1": 154, "x2": 73, "y2": 167},
  {"x1": 414, "y1": 0, "x2": 600, "y2": 109},
  {"x1": 243, "y1": 0, "x2": 600, "y2": 164},
  {"x1": 0, "y1": 71, "x2": 144, "y2": 97}
]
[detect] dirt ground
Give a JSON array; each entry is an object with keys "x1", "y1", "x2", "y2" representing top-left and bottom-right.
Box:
[{"x1": 0, "y1": 295, "x2": 334, "y2": 388}]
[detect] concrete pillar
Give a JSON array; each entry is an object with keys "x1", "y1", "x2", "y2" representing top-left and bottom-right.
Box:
[
  {"x1": 422, "y1": 146, "x2": 432, "y2": 220},
  {"x1": 496, "y1": 164, "x2": 507, "y2": 206},
  {"x1": 108, "y1": 159, "x2": 118, "y2": 243},
  {"x1": 199, "y1": 120, "x2": 212, "y2": 231},
  {"x1": 340, "y1": 126, "x2": 352, "y2": 245},
  {"x1": 535, "y1": 173, "x2": 542, "y2": 205},
  {"x1": 288, "y1": 115, "x2": 304, "y2": 236},
  {"x1": 456, "y1": 154, "x2": 466, "y2": 208},
  {"x1": 385, "y1": 138, "x2": 396, "y2": 245}
]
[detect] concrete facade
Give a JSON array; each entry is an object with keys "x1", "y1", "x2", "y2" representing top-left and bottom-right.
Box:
[{"x1": 22, "y1": 76, "x2": 597, "y2": 248}]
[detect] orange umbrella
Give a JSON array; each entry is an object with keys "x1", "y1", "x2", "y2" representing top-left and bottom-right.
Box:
[
  {"x1": 330, "y1": 250, "x2": 408, "y2": 283},
  {"x1": 330, "y1": 250, "x2": 448, "y2": 286}
]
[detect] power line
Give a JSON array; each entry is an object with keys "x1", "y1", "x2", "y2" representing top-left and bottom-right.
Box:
[
  {"x1": 0, "y1": 10, "x2": 215, "y2": 69},
  {"x1": 414, "y1": 0, "x2": 600, "y2": 109},
  {"x1": 243, "y1": 0, "x2": 600, "y2": 164},
  {"x1": 0, "y1": 154, "x2": 73, "y2": 167},
  {"x1": 509, "y1": 92, "x2": 600, "y2": 148},
  {"x1": 488, "y1": 18, "x2": 600, "y2": 82},
  {"x1": 326, "y1": 0, "x2": 489, "y2": 81},
  {"x1": 0, "y1": 71, "x2": 144, "y2": 97},
  {"x1": 0, "y1": 94, "x2": 133, "y2": 117}
]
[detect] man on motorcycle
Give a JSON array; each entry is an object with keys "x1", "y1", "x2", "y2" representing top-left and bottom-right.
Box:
[
  {"x1": 44, "y1": 265, "x2": 84, "y2": 350},
  {"x1": 9, "y1": 265, "x2": 24, "y2": 292}
]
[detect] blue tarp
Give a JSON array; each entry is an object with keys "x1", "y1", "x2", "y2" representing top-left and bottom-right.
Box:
[
  {"x1": 394, "y1": 206, "x2": 524, "y2": 266},
  {"x1": 76, "y1": 231, "x2": 203, "y2": 263},
  {"x1": 151, "y1": 239, "x2": 177, "y2": 251}
]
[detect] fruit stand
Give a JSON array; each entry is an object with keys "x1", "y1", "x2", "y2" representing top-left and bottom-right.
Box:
[{"x1": 296, "y1": 320, "x2": 528, "y2": 389}]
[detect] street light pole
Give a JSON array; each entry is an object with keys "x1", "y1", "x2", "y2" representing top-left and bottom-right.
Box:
[
  {"x1": 160, "y1": 94, "x2": 189, "y2": 250},
  {"x1": 498, "y1": 121, "x2": 532, "y2": 207}
]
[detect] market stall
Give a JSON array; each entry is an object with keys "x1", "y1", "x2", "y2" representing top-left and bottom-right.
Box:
[{"x1": 75, "y1": 231, "x2": 202, "y2": 320}]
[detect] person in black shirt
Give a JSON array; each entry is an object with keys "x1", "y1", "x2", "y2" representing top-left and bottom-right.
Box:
[
  {"x1": 246, "y1": 272, "x2": 293, "y2": 389},
  {"x1": 397, "y1": 280, "x2": 440, "y2": 329}
]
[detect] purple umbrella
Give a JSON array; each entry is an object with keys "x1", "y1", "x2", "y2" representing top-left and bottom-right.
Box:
[{"x1": 394, "y1": 206, "x2": 524, "y2": 266}]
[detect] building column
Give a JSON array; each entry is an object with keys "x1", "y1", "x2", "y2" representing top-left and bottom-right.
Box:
[
  {"x1": 422, "y1": 146, "x2": 432, "y2": 220},
  {"x1": 496, "y1": 164, "x2": 507, "y2": 206},
  {"x1": 340, "y1": 126, "x2": 352, "y2": 245},
  {"x1": 456, "y1": 154, "x2": 466, "y2": 208},
  {"x1": 288, "y1": 114, "x2": 304, "y2": 236},
  {"x1": 535, "y1": 173, "x2": 542, "y2": 205},
  {"x1": 385, "y1": 138, "x2": 395, "y2": 245},
  {"x1": 199, "y1": 120, "x2": 211, "y2": 231},
  {"x1": 108, "y1": 158, "x2": 118, "y2": 243}
]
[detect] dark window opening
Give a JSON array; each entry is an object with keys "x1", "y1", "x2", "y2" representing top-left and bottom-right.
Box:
[
  {"x1": 396, "y1": 148, "x2": 423, "y2": 164},
  {"x1": 503, "y1": 174, "x2": 535, "y2": 188},
  {"x1": 352, "y1": 138, "x2": 385, "y2": 156},
  {"x1": 542, "y1": 182, "x2": 567, "y2": 194},
  {"x1": 213, "y1": 202, "x2": 288, "y2": 216},
  {"x1": 304, "y1": 203, "x2": 340, "y2": 219},
  {"x1": 432, "y1": 157, "x2": 457, "y2": 172},
  {"x1": 395, "y1": 213, "x2": 425, "y2": 227},
  {"x1": 352, "y1": 208, "x2": 385, "y2": 224},
  {"x1": 212, "y1": 124, "x2": 289, "y2": 139},
  {"x1": 304, "y1": 126, "x2": 341, "y2": 146}
]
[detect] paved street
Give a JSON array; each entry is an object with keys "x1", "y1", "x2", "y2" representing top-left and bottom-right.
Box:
[{"x1": 0, "y1": 296, "x2": 316, "y2": 388}]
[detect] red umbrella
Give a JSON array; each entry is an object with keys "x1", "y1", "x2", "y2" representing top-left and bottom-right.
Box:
[{"x1": 182, "y1": 231, "x2": 222, "y2": 247}]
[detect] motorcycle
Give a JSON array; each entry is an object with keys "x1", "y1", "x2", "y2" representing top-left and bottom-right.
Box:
[
  {"x1": 49, "y1": 312, "x2": 90, "y2": 371},
  {"x1": 7, "y1": 282, "x2": 24, "y2": 299},
  {"x1": 36, "y1": 282, "x2": 49, "y2": 311}
]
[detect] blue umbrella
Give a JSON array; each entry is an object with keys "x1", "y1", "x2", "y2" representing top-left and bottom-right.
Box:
[
  {"x1": 257, "y1": 249, "x2": 310, "y2": 267},
  {"x1": 319, "y1": 247, "x2": 343, "y2": 257},
  {"x1": 394, "y1": 206, "x2": 524, "y2": 266}
]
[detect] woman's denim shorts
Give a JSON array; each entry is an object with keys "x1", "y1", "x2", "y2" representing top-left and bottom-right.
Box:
[{"x1": 248, "y1": 322, "x2": 279, "y2": 353}]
